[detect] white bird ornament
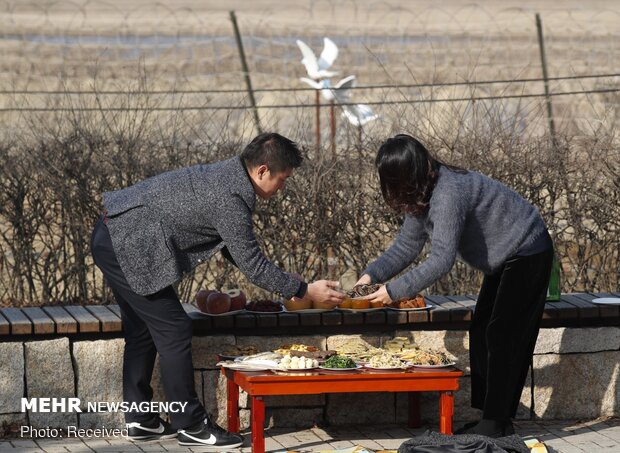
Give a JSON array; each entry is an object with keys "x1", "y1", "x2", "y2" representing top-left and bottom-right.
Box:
[{"x1": 296, "y1": 37, "x2": 339, "y2": 80}]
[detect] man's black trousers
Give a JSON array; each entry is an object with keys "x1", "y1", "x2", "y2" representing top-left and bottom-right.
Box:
[
  {"x1": 91, "y1": 218, "x2": 206, "y2": 430},
  {"x1": 469, "y1": 247, "x2": 554, "y2": 420}
]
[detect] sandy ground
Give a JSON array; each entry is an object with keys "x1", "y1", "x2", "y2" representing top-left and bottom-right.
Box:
[{"x1": 1, "y1": 0, "x2": 619, "y2": 33}]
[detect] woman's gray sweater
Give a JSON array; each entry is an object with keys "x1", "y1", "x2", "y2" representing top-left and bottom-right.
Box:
[{"x1": 363, "y1": 166, "x2": 548, "y2": 301}]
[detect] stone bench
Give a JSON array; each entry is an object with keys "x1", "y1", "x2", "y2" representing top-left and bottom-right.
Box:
[{"x1": 1, "y1": 292, "x2": 618, "y2": 337}]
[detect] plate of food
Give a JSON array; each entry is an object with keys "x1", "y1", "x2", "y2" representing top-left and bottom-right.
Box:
[
  {"x1": 387, "y1": 295, "x2": 430, "y2": 311},
  {"x1": 319, "y1": 354, "x2": 360, "y2": 371},
  {"x1": 364, "y1": 352, "x2": 408, "y2": 370},
  {"x1": 319, "y1": 365, "x2": 363, "y2": 371},
  {"x1": 245, "y1": 300, "x2": 284, "y2": 313},
  {"x1": 411, "y1": 362, "x2": 456, "y2": 369},
  {"x1": 398, "y1": 349, "x2": 454, "y2": 368},
  {"x1": 194, "y1": 309, "x2": 245, "y2": 317},
  {"x1": 363, "y1": 365, "x2": 408, "y2": 370}
]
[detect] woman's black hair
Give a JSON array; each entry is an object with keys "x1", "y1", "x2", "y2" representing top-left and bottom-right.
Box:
[
  {"x1": 375, "y1": 134, "x2": 465, "y2": 215},
  {"x1": 240, "y1": 132, "x2": 303, "y2": 173}
]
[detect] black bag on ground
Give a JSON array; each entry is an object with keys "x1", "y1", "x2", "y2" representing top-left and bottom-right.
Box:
[{"x1": 397, "y1": 431, "x2": 529, "y2": 453}]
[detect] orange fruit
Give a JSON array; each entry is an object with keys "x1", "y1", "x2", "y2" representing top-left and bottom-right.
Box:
[
  {"x1": 339, "y1": 299, "x2": 353, "y2": 309},
  {"x1": 370, "y1": 300, "x2": 383, "y2": 308},
  {"x1": 350, "y1": 299, "x2": 370, "y2": 309}
]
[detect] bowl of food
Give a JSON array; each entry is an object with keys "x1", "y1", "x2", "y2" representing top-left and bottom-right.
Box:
[{"x1": 340, "y1": 284, "x2": 381, "y2": 310}]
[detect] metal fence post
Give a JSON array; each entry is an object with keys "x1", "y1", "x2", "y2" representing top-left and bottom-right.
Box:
[
  {"x1": 230, "y1": 10, "x2": 262, "y2": 134},
  {"x1": 536, "y1": 13, "x2": 558, "y2": 150}
]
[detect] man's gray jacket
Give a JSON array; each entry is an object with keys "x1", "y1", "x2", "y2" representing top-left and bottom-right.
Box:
[{"x1": 102, "y1": 156, "x2": 301, "y2": 298}]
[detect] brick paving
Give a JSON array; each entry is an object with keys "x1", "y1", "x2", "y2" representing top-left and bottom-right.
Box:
[{"x1": 1, "y1": 418, "x2": 619, "y2": 452}]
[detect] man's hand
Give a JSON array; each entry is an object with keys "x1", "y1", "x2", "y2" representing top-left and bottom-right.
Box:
[
  {"x1": 355, "y1": 274, "x2": 372, "y2": 286},
  {"x1": 305, "y1": 280, "x2": 345, "y2": 305},
  {"x1": 364, "y1": 285, "x2": 393, "y2": 306}
]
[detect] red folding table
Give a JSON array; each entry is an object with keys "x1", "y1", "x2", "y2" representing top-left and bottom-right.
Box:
[{"x1": 221, "y1": 366, "x2": 463, "y2": 453}]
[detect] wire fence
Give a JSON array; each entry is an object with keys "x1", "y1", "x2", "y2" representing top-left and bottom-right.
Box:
[
  {"x1": 1, "y1": 1, "x2": 620, "y2": 134},
  {"x1": 1, "y1": 1, "x2": 619, "y2": 305}
]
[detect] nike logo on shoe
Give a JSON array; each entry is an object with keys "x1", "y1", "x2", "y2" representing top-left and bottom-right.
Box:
[
  {"x1": 126, "y1": 422, "x2": 165, "y2": 434},
  {"x1": 181, "y1": 432, "x2": 217, "y2": 444}
]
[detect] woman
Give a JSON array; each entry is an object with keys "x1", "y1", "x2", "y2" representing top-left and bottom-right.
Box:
[{"x1": 358, "y1": 134, "x2": 553, "y2": 437}]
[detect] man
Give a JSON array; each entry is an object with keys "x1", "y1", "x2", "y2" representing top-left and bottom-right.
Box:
[{"x1": 91, "y1": 132, "x2": 344, "y2": 448}]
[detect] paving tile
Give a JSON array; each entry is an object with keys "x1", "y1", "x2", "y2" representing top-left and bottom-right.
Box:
[{"x1": 9, "y1": 440, "x2": 40, "y2": 448}]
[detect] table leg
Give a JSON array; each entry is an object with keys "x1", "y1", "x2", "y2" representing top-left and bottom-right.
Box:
[
  {"x1": 408, "y1": 392, "x2": 421, "y2": 428},
  {"x1": 439, "y1": 391, "x2": 454, "y2": 435},
  {"x1": 226, "y1": 377, "x2": 240, "y2": 433},
  {"x1": 251, "y1": 396, "x2": 265, "y2": 453}
]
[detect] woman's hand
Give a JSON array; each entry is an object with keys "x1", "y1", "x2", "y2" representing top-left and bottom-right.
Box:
[
  {"x1": 355, "y1": 274, "x2": 372, "y2": 286},
  {"x1": 305, "y1": 280, "x2": 345, "y2": 305},
  {"x1": 365, "y1": 285, "x2": 393, "y2": 306}
]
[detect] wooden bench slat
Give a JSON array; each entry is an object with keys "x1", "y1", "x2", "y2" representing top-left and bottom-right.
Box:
[
  {"x1": 234, "y1": 313, "x2": 257, "y2": 329},
  {"x1": 0, "y1": 308, "x2": 33, "y2": 334},
  {"x1": 386, "y1": 309, "x2": 410, "y2": 325},
  {"x1": 86, "y1": 305, "x2": 122, "y2": 332},
  {"x1": 299, "y1": 312, "x2": 321, "y2": 326},
  {"x1": 430, "y1": 295, "x2": 471, "y2": 321},
  {"x1": 572, "y1": 292, "x2": 619, "y2": 318},
  {"x1": 559, "y1": 294, "x2": 599, "y2": 319},
  {"x1": 545, "y1": 301, "x2": 579, "y2": 320},
  {"x1": 277, "y1": 312, "x2": 300, "y2": 327},
  {"x1": 42, "y1": 306, "x2": 78, "y2": 334},
  {"x1": 341, "y1": 310, "x2": 364, "y2": 325},
  {"x1": 108, "y1": 304, "x2": 122, "y2": 318},
  {"x1": 446, "y1": 295, "x2": 477, "y2": 312},
  {"x1": 0, "y1": 310, "x2": 10, "y2": 335},
  {"x1": 542, "y1": 302, "x2": 560, "y2": 319},
  {"x1": 424, "y1": 296, "x2": 452, "y2": 323},
  {"x1": 21, "y1": 307, "x2": 55, "y2": 334},
  {"x1": 407, "y1": 308, "x2": 430, "y2": 323},
  {"x1": 321, "y1": 310, "x2": 343, "y2": 326},
  {"x1": 64, "y1": 306, "x2": 100, "y2": 333}
]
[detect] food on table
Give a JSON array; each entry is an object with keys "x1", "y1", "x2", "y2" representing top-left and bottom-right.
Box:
[
  {"x1": 399, "y1": 348, "x2": 452, "y2": 366},
  {"x1": 246, "y1": 299, "x2": 283, "y2": 312},
  {"x1": 284, "y1": 298, "x2": 313, "y2": 311},
  {"x1": 225, "y1": 288, "x2": 247, "y2": 311},
  {"x1": 350, "y1": 299, "x2": 371, "y2": 309},
  {"x1": 388, "y1": 294, "x2": 426, "y2": 309},
  {"x1": 367, "y1": 351, "x2": 407, "y2": 369},
  {"x1": 339, "y1": 284, "x2": 382, "y2": 309},
  {"x1": 312, "y1": 300, "x2": 336, "y2": 309},
  {"x1": 195, "y1": 289, "x2": 217, "y2": 312},
  {"x1": 279, "y1": 354, "x2": 319, "y2": 369},
  {"x1": 335, "y1": 341, "x2": 381, "y2": 362},
  {"x1": 273, "y1": 344, "x2": 319, "y2": 354},
  {"x1": 240, "y1": 352, "x2": 282, "y2": 361},
  {"x1": 346, "y1": 284, "x2": 382, "y2": 298},
  {"x1": 323, "y1": 354, "x2": 357, "y2": 369},
  {"x1": 195, "y1": 288, "x2": 250, "y2": 314},
  {"x1": 205, "y1": 292, "x2": 231, "y2": 314},
  {"x1": 383, "y1": 336, "x2": 417, "y2": 352},
  {"x1": 274, "y1": 344, "x2": 335, "y2": 360},
  {"x1": 339, "y1": 299, "x2": 353, "y2": 309},
  {"x1": 218, "y1": 345, "x2": 258, "y2": 357}
]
